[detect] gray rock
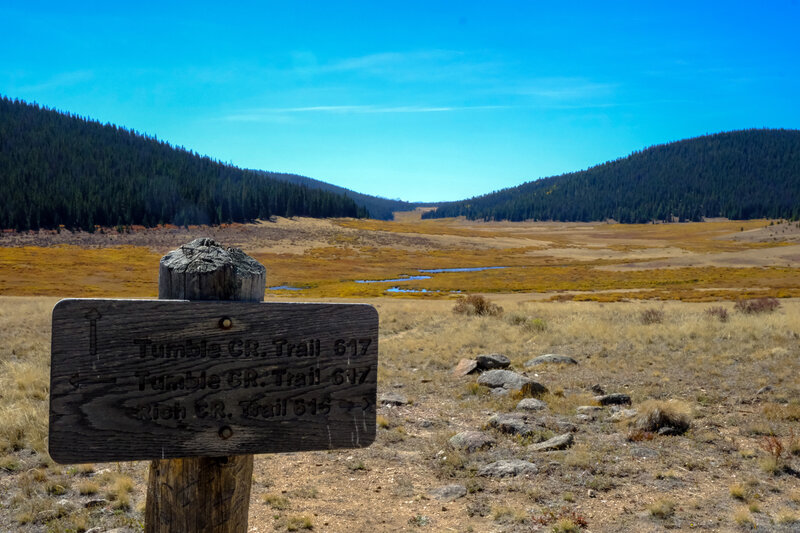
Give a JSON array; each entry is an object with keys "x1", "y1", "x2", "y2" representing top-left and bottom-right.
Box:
[
  {"x1": 490, "y1": 387, "x2": 509, "y2": 397},
  {"x1": 530, "y1": 433, "x2": 574, "y2": 452},
  {"x1": 56, "y1": 499, "x2": 76, "y2": 512},
  {"x1": 478, "y1": 459, "x2": 538, "y2": 478},
  {"x1": 576, "y1": 405, "x2": 603, "y2": 414},
  {"x1": 629, "y1": 446, "x2": 659, "y2": 459},
  {"x1": 84, "y1": 498, "x2": 110, "y2": 508},
  {"x1": 609, "y1": 408, "x2": 638, "y2": 422},
  {"x1": 477, "y1": 369, "x2": 531, "y2": 389},
  {"x1": 546, "y1": 416, "x2": 578, "y2": 433},
  {"x1": 476, "y1": 353, "x2": 511, "y2": 370},
  {"x1": 657, "y1": 426, "x2": 681, "y2": 436},
  {"x1": 487, "y1": 413, "x2": 534, "y2": 436},
  {"x1": 576, "y1": 414, "x2": 593, "y2": 423},
  {"x1": 477, "y1": 370, "x2": 547, "y2": 396},
  {"x1": 35, "y1": 509, "x2": 59, "y2": 522},
  {"x1": 756, "y1": 385, "x2": 773, "y2": 395},
  {"x1": 453, "y1": 358, "x2": 479, "y2": 376},
  {"x1": 380, "y1": 392, "x2": 409, "y2": 406},
  {"x1": 525, "y1": 354, "x2": 578, "y2": 366},
  {"x1": 595, "y1": 393, "x2": 631, "y2": 406},
  {"x1": 428, "y1": 484, "x2": 467, "y2": 501},
  {"x1": 517, "y1": 398, "x2": 547, "y2": 411},
  {"x1": 590, "y1": 384, "x2": 605, "y2": 394},
  {"x1": 449, "y1": 431, "x2": 495, "y2": 453}
]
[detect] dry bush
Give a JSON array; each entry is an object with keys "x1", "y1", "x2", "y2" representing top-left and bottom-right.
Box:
[
  {"x1": 453, "y1": 294, "x2": 503, "y2": 317},
  {"x1": 640, "y1": 308, "x2": 665, "y2": 325},
  {"x1": 734, "y1": 297, "x2": 781, "y2": 314},
  {"x1": 531, "y1": 508, "x2": 588, "y2": 530},
  {"x1": 648, "y1": 498, "x2": 676, "y2": 519},
  {"x1": 704, "y1": 306, "x2": 729, "y2": 322},
  {"x1": 634, "y1": 400, "x2": 692, "y2": 434}
]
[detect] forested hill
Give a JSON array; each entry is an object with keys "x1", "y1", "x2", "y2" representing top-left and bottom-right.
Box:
[
  {"x1": 424, "y1": 129, "x2": 800, "y2": 223},
  {"x1": 0, "y1": 96, "x2": 370, "y2": 231},
  {"x1": 253, "y1": 171, "x2": 416, "y2": 220}
]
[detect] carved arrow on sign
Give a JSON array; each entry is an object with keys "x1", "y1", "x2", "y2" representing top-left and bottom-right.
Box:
[
  {"x1": 84, "y1": 308, "x2": 101, "y2": 356},
  {"x1": 69, "y1": 373, "x2": 118, "y2": 390}
]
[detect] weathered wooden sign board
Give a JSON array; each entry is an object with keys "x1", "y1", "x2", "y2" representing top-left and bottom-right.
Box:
[{"x1": 49, "y1": 299, "x2": 378, "y2": 464}]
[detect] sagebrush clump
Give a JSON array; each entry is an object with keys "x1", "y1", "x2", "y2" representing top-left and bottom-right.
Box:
[
  {"x1": 453, "y1": 294, "x2": 503, "y2": 317},
  {"x1": 634, "y1": 400, "x2": 692, "y2": 434},
  {"x1": 734, "y1": 297, "x2": 781, "y2": 314}
]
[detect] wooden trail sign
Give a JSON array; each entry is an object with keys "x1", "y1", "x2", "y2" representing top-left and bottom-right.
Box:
[{"x1": 49, "y1": 299, "x2": 378, "y2": 464}]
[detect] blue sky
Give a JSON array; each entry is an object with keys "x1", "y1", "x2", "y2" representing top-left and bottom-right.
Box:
[{"x1": 2, "y1": 1, "x2": 799, "y2": 202}]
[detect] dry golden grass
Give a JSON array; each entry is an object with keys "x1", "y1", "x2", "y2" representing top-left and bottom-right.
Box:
[
  {"x1": 0, "y1": 296, "x2": 798, "y2": 531},
  {"x1": 0, "y1": 216, "x2": 798, "y2": 531}
]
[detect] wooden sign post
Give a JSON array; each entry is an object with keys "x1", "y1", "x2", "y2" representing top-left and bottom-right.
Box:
[{"x1": 49, "y1": 238, "x2": 378, "y2": 532}]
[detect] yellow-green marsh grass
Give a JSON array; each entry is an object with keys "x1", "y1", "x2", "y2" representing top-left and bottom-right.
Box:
[{"x1": 2, "y1": 217, "x2": 799, "y2": 300}]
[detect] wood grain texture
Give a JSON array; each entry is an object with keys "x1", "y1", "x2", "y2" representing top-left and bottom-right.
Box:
[
  {"x1": 147, "y1": 456, "x2": 254, "y2": 533},
  {"x1": 49, "y1": 300, "x2": 379, "y2": 462},
  {"x1": 158, "y1": 238, "x2": 266, "y2": 302},
  {"x1": 148, "y1": 239, "x2": 262, "y2": 533}
]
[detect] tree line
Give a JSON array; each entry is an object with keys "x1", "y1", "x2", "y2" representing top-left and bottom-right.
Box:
[
  {"x1": 0, "y1": 96, "x2": 369, "y2": 231},
  {"x1": 425, "y1": 129, "x2": 800, "y2": 223}
]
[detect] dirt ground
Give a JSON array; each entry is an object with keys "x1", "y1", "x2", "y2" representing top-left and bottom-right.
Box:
[{"x1": 0, "y1": 296, "x2": 798, "y2": 532}]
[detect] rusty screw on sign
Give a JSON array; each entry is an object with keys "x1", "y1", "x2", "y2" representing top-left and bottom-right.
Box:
[
  {"x1": 219, "y1": 317, "x2": 232, "y2": 329},
  {"x1": 218, "y1": 426, "x2": 234, "y2": 440}
]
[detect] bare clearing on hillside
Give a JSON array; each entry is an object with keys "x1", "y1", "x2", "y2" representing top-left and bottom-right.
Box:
[{"x1": 1, "y1": 296, "x2": 799, "y2": 532}]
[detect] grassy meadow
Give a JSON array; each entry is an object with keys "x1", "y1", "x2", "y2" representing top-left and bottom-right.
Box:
[{"x1": 0, "y1": 215, "x2": 799, "y2": 531}]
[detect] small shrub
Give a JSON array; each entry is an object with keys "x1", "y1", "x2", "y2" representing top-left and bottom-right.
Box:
[
  {"x1": 263, "y1": 493, "x2": 290, "y2": 510},
  {"x1": 733, "y1": 507, "x2": 755, "y2": 527},
  {"x1": 552, "y1": 518, "x2": 584, "y2": 533},
  {"x1": 376, "y1": 415, "x2": 390, "y2": 429},
  {"x1": 112, "y1": 493, "x2": 131, "y2": 511},
  {"x1": 627, "y1": 429, "x2": 655, "y2": 442},
  {"x1": 492, "y1": 505, "x2": 528, "y2": 524},
  {"x1": 640, "y1": 308, "x2": 664, "y2": 325},
  {"x1": 734, "y1": 297, "x2": 780, "y2": 314},
  {"x1": 527, "y1": 318, "x2": 548, "y2": 332},
  {"x1": 758, "y1": 434, "x2": 796, "y2": 474},
  {"x1": 777, "y1": 510, "x2": 799, "y2": 524},
  {"x1": 704, "y1": 306, "x2": 729, "y2": 322},
  {"x1": 531, "y1": 508, "x2": 587, "y2": 530},
  {"x1": 77, "y1": 480, "x2": 99, "y2": 495},
  {"x1": 730, "y1": 483, "x2": 747, "y2": 500},
  {"x1": 634, "y1": 400, "x2": 691, "y2": 434},
  {"x1": 648, "y1": 498, "x2": 675, "y2": 519},
  {"x1": 453, "y1": 295, "x2": 503, "y2": 317},
  {"x1": 46, "y1": 480, "x2": 69, "y2": 496},
  {"x1": 286, "y1": 515, "x2": 314, "y2": 531},
  {"x1": 0, "y1": 455, "x2": 20, "y2": 471},
  {"x1": 506, "y1": 312, "x2": 528, "y2": 326},
  {"x1": 408, "y1": 514, "x2": 431, "y2": 527}
]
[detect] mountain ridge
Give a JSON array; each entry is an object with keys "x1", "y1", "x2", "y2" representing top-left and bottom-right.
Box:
[
  {"x1": 424, "y1": 129, "x2": 800, "y2": 222},
  {"x1": 0, "y1": 96, "x2": 412, "y2": 230}
]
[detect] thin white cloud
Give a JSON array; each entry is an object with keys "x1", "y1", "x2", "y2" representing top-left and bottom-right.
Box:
[
  {"x1": 223, "y1": 104, "x2": 508, "y2": 121},
  {"x1": 514, "y1": 77, "x2": 618, "y2": 102},
  {"x1": 15, "y1": 70, "x2": 95, "y2": 93}
]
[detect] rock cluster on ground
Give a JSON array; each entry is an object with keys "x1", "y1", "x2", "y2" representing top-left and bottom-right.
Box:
[
  {"x1": 449, "y1": 431, "x2": 495, "y2": 453},
  {"x1": 428, "y1": 484, "x2": 467, "y2": 501},
  {"x1": 524, "y1": 353, "x2": 578, "y2": 366},
  {"x1": 478, "y1": 459, "x2": 538, "y2": 478},
  {"x1": 595, "y1": 393, "x2": 632, "y2": 406}
]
